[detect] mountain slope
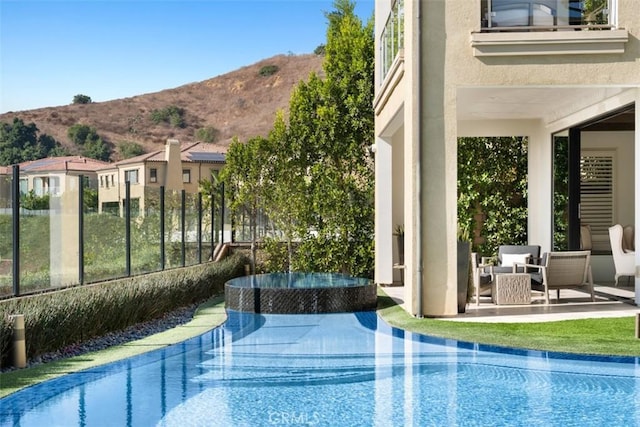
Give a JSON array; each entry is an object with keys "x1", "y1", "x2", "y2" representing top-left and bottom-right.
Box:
[{"x1": 0, "y1": 54, "x2": 324, "y2": 160}]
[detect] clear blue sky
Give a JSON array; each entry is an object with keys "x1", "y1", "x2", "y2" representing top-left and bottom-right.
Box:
[{"x1": 0, "y1": 0, "x2": 374, "y2": 113}]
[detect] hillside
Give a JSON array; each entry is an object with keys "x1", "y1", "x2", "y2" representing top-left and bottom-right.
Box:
[{"x1": 0, "y1": 54, "x2": 324, "y2": 160}]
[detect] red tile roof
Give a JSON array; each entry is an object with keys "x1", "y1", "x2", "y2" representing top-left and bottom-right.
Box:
[{"x1": 6, "y1": 156, "x2": 109, "y2": 174}]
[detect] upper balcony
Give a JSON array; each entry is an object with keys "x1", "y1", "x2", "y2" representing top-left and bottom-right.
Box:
[{"x1": 471, "y1": 0, "x2": 628, "y2": 56}]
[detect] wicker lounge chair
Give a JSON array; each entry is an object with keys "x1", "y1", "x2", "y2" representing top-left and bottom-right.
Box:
[
  {"x1": 472, "y1": 252, "x2": 494, "y2": 306},
  {"x1": 517, "y1": 250, "x2": 594, "y2": 304}
]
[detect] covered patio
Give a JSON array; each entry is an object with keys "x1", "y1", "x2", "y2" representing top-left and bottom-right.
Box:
[{"x1": 381, "y1": 281, "x2": 637, "y2": 323}]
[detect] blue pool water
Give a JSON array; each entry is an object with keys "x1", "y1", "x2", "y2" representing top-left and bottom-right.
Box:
[{"x1": 1, "y1": 310, "x2": 639, "y2": 426}]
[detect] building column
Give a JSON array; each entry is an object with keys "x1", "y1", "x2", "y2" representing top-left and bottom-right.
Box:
[
  {"x1": 418, "y1": 0, "x2": 458, "y2": 317},
  {"x1": 635, "y1": 89, "x2": 640, "y2": 306},
  {"x1": 527, "y1": 122, "x2": 553, "y2": 253},
  {"x1": 374, "y1": 136, "x2": 393, "y2": 285}
]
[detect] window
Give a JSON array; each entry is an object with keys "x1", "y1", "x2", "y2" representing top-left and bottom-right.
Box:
[
  {"x1": 380, "y1": 0, "x2": 404, "y2": 81},
  {"x1": 124, "y1": 169, "x2": 138, "y2": 184},
  {"x1": 19, "y1": 179, "x2": 28, "y2": 195},
  {"x1": 481, "y1": 0, "x2": 612, "y2": 30},
  {"x1": 182, "y1": 169, "x2": 191, "y2": 183},
  {"x1": 100, "y1": 176, "x2": 104, "y2": 188},
  {"x1": 33, "y1": 176, "x2": 60, "y2": 196},
  {"x1": 150, "y1": 168, "x2": 157, "y2": 183},
  {"x1": 580, "y1": 152, "x2": 614, "y2": 252}
]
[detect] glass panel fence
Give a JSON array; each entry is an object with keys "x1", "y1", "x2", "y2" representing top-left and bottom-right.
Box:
[
  {"x1": 131, "y1": 187, "x2": 162, "y2": 276},
  {"x1": 0, "y1": 174, "x2": 12, "y2": 297},
  {"x1": 164, "y1": 189, "x2": 184, "y2": 269},
  {"x1": 184, "y1": 192, "x2": 200, "y2": 267}
]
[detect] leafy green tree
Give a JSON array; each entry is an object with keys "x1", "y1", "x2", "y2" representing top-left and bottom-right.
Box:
[
  {"x1": 67, "y1": 124, "x2": 110, "y2": 161},
  {"x1": 288, "y1": 0, "x2": 375, "y2": 277},
  {"x1": 67, "y1": 124, "x2": 94, "y2": 145},
  {"x1": 82, "y1": 138, "x2": 110, "y2": 161},
  {"x1": 72, "y1": 94, "x2": 92, "y2": 104},
  {"x1": 221, "y1": 0, "x2": 374, "y2": 277},
  {"x1": 118, "y1": 141, "x2": 144, "y2": 159},
  {"x1": 0, "y1": 118, "x2": 65, "y2": 165},
  {"x1": 220, "y1": 136, "x2": 270, "y2": 272}
]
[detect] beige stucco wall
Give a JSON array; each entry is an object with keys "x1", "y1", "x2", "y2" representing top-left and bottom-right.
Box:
[
  {"x1": 445, "y1": 1, "x2": 640, "y2": 88},
  {"x1": 375, "y1": 0, "x2": 640, "y2": 315}
]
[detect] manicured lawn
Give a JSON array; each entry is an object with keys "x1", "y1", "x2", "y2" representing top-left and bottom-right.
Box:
[{"x1": 377, "y1": 291, "x2": 640, "y2": 357}]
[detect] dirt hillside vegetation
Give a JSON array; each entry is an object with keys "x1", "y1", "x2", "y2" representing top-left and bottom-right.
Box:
[{"x1": 0, "y1": 54, "x2": 324, "y2": 160}]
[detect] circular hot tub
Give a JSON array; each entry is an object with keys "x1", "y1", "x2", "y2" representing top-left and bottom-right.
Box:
[{"x1": 224, "y1": 272, "x2": 377, "y2": 314}]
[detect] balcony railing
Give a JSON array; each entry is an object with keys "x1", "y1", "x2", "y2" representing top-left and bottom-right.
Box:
[
  {"x1": 380, "y1": 0, "x2": 404, "y2": 82},
  {"x1": 480, "y1": 0, "x2": 615, "y2": 32}
]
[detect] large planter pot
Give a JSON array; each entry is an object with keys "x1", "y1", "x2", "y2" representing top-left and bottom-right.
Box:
[
  {"x1": 396, "y1": 235, "x2": 404, "y2": 265},
  {"x1": 457, "y1": 241, "x2": 471, "y2": 313}
]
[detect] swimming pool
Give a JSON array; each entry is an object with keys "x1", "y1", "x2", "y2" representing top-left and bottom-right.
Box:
[{"x1": 2, "y1": 310, "x2": 639, "y2": 426}]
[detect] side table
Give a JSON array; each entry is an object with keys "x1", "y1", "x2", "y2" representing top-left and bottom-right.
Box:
[{"x1": 492, "y1": 273, "x2": 531, "y2": 305}]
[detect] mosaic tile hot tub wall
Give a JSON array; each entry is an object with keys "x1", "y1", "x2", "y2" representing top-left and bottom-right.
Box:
[{"x1": 225, "y1": 284, "x2": 377, "y2": 314}]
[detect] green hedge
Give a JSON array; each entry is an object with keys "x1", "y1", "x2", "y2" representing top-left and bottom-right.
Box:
[{"x1": 0, "y1": 254, "x2": 247, "y2": 368}]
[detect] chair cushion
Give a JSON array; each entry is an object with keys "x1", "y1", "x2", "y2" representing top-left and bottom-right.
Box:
[
  {"x1": 478, "y1": 273, "x2": 492, "y2": 286},
  {"x1": 501, "y1": 253, "x2": 530, "y2": 267}
]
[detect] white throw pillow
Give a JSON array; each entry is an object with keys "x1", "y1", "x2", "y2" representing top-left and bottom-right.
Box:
[{"x1": 501, "y1": 253, "x2": 530, "y2": 267}]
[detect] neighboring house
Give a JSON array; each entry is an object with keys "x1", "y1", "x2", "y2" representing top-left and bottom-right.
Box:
[
  {"x1": 97, "y1": 139, "x2": 226, "y2": 216},
  {"x1": 0, "y1": 156, "x2": 106, "y2": 202},
  {"x1": 373, "y1": 0, "x2": 639, "y2": 316}
]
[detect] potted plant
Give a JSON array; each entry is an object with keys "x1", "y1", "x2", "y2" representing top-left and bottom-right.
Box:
[{"x1": 394, "y1": 224, "x2": 404, "y2": 265}]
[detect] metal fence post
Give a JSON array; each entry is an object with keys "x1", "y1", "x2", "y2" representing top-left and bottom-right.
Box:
[
  {"x1": 220, "y1": 182, "x2": 226, "y2": 244},
  {"x1": 125, "y1": 180, "x2": 131, "y2": 276},
  {"x1": 160, "y1": 186, "x2": 165, "y2": 270},
  {"x1": 197, "y1": 192, "x2": 202, "y2": 264},
  {"x1": 78, "y1": 175, "x2": 84, "y2": 285},
  {"x1": 12, "y1": 165, "x2": 20, "y2": 297},
  {"x1": 181, "y1": 190, "x2": 186, "y2": 267}
]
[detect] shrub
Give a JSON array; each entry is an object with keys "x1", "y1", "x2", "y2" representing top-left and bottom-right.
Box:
[
  {"x1": 150, "y1": 105, "x2": 185, "y2": 128},
  {"x1": 0, "y1": 253, "x2": 247, "y2": 368},
  {"x1": 195, "y1": 126, "x2": 219, "y2": 143},
  {"x1": 118, "y1": 141, "x2": 144, "y2": 159},
  {"x1": 259, "y1": 65, "x2": 279, "y2": 77},
  {"x1": 72, "y1": 94, "x2": 92, "y2": 105}
]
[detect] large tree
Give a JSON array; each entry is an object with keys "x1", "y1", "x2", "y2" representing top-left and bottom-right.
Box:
[
  {"x1": 220, "y1": 136, "x2": 271, "y2": 272},
  {"x1": 222, "y1": 0, "x2": 375, "y2": 277},
  {"x1": 0, "y1": 118, "x2": 65, "y2": 165}
]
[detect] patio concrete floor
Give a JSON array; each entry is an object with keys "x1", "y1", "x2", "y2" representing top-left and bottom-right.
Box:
[{"x1": 380, "y1": 281, "x2": 639, "y2": 323}]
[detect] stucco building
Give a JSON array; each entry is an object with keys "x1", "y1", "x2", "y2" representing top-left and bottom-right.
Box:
[
  {"x1": 97, "y1": 139, "x2": 226, "y2": 216},
  {"x1": 373, "y1": 0, "x2": 639, "y2": 316}
]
